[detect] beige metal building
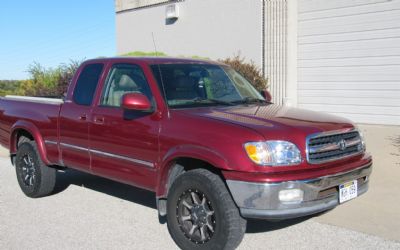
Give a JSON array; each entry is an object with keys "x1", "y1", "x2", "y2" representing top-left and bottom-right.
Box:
[{"x1": 115, "y1": 0, "x2": 400, "y2": 125}]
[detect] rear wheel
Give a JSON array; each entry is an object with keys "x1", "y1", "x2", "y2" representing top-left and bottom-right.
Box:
[
  {"x1": 167, "y1": 169, "x2": 246, "y2": 250},
  {"x1": 15, "y1": 141, "x2": 56, "y2": 198}
]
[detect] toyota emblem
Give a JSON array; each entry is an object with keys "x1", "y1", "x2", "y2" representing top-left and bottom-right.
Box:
[{"x1": 338, "y1": 139, "x2": 347, "y2": 151}]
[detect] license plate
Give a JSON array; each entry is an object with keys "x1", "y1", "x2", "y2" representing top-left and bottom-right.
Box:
[{"x1": 339, "y1": 180, "x2": 358, "y2": 203}]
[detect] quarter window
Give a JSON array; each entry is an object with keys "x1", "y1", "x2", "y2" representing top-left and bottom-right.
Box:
[{"x1": 73, "y1": 63, "x2": 104, "y2": 106}]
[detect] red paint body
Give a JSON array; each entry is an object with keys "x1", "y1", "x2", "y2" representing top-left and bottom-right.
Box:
[
  {"x1": 121, "y1": 93, "x2": 152, "y2": 111},
  {"x1": 0, "y1": 58, "x2": 372, "y2": 198}
]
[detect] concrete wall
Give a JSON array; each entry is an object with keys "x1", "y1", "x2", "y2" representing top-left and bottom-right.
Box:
[{"x1": 116, "y1": 0, "x2": 262, "y2": 65}]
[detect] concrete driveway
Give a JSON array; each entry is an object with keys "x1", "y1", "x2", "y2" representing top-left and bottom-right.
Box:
[
  {"x1": 315, "y1": 124, "x2": 400, "y2": 242},
  {"x1": 1, "y1": 124, "x2": 400, "y2": 249}
]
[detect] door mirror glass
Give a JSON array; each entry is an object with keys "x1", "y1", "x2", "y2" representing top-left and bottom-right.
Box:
[
  {"x1": 121, "y1": 93, "x2": 152, "y2": 111},
  {"x1": 260, "y1": 90, "x2": 272, "y2": 103}
]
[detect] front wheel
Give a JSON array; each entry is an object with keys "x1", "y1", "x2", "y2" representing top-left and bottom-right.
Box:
[{"x1": 167, "y1": 169, "x2": 246, "y2": 250}]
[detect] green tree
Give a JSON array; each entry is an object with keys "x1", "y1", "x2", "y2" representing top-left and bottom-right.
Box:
[{"x1": 23, "y1": 60, "x2": 82, "y2": 97}]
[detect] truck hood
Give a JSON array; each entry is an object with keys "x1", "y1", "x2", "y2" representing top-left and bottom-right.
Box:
[{"x1": 179, "y1": 104, "x2": 354, "y2": 140}]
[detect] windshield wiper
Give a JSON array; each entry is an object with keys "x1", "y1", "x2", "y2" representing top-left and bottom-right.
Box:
[
  {"x1": 233, "y1": 97, "x2": 270, "y2": 104},
  {"x1": 192, "y1": 98, "x2": 235, "y2": 106}
]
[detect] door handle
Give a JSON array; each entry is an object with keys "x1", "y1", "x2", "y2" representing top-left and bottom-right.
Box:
[
  {"x1": 78, "y1": 114, "x2": 87, "y2": 121},
  {"x1": 94, "y1": 116, "x2": 105, "y2": 124}
]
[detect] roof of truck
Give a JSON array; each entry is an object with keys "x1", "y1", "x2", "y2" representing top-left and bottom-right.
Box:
[{"x1": 84, "y1": 57, "x2": 226, "y2": 66}]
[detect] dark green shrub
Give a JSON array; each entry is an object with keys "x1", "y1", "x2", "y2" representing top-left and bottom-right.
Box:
[
  {"x1": 122, "y1": 51, "x2": 167, "y2": 57},
  {"x1": 219, "y1": 55, "x2": 268, "y2": 91}
]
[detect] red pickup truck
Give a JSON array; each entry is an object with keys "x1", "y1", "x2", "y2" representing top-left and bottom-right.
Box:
[{"x1": 0, "y1": 57, "x2": 372, "y2": 249}]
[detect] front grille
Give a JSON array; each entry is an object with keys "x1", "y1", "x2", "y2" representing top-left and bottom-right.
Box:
[{"x1": 307, "y1": 130, "x2": 364, "y2": 164}]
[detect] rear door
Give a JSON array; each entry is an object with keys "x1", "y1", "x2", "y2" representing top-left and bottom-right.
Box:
[{"x1": 59, "y1": 63, "x2": 105, "y2": 171}]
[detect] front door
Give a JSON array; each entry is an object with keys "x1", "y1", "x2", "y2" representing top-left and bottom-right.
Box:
[{"x1": 89, "y1": 63, "x2": 159, "y2": 190}]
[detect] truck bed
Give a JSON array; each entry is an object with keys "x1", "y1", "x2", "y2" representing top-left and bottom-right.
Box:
[{"x1": 0, "y1": 95, "x2": 63, "y2": 153}]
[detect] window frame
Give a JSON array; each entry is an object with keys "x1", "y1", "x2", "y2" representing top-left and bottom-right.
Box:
[{"x1": 99, "y1": 63, "x2": 155, "y2": 109}]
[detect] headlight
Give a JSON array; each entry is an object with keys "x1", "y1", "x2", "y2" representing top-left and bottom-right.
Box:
[
  {"x1": 244, "y1": 141, "x2": 302, "y2": 166},
  {"x1": 357, "y1": 130, "x2": 366, "y2": 152},
  {"x1": 353, "y1": 125, "x2": 366, "y2": 152}
]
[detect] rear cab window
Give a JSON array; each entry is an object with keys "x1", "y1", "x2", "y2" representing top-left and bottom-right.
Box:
[{"x1": 73, "y1": 63, "x2": 104, "y2": 106}]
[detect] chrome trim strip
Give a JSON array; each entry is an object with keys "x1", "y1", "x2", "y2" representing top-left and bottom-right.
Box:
[
  {"x1": 5, "y1": 95, "x2": 64, "y2": 105},
  {"x1": 44, "y1": 140, "x2": 58, "y2": 146},
  {"x1": 309, "y1": 142, "x2": 340, "y2": 154},
  {"x1": 346, "y1": 137, "x2": 362, "y2": 147},
  {"x1": 308, "y1": 137, "x2": 361, "y2": 154},
  {"x1": 90, "y1": 149, "x2": 154, "y2": 168},
  {"x1": 59, "y1": 142, "x2": 154, "y2": 168},
  {"x1": 60, "y1": 142, "x2": 88, "y2": 152},
  {"x1": 306, "y1": 128, "x2": 364, "y2": 164},
  {"x1": 226, "y1": 163, "x2": 372, "y2": 212}
]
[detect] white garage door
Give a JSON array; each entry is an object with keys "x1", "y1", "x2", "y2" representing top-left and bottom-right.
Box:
[{"x1": 297, "y1": 0, "x2": 400, "y2": 125}]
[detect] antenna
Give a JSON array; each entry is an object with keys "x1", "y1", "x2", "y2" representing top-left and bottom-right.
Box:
[{"x1": 151, "y1": 32, "x2": 170, "y2": 118}]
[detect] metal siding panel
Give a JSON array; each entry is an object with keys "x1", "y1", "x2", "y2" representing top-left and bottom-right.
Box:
[
  {"x1": 299, "y1": 0, "x2": 400, "y2": 21},
  {"x1": 265, "y1": 0, "x2": 288, "y2": 105},
  {"x1": 299, "y1": 56, "x2": 400, "y2": 67},
  {"x1": 299, "y1": 28, "x2": 400, "y2": 44},
  {"x1": 298, "y1": 96, "x2": 400, "y2": 107},
  {"x1": 298, "y1": 104, "x2": 400, "y2": 116},
  {"x1": 317, "y1": 113, "x2": 400, "y2": 125},
  {"x1": 299, "y1": 19, "x2": 400, "y2": 37},
  {"x1": 299, "y1": 47, "x2": 400, "y2": 60},
  {"x1": 299, "y1": 37, "x2": 400, "y2": 52},
  {"x1": 298, "y1": 89, "x2": 399, "y2": 99},
  {"x1": 298, "y1": 0, "x2": 387, "y2": 13},
  {"x1": 298, "y1": 82, "x2": 400, "y2": 91},
  {"x1": 298, "y1": 1, "x2": 400, "y2": 125},
  {"x1": 299, "y1": 74, "x2": 400, "y2": 82}
]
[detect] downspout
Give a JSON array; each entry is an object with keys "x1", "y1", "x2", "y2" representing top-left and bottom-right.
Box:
[{"x1": 261, "y1": 0, "x2": 266, "y2": 78}]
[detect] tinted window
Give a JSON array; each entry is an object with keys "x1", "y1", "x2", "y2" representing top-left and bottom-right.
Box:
[
  {"x1": 101, "y1": 64, "x2": 153, "y2": 107},
  {"x1": 73, "y1": 63, "x2": 104, "y2": 106}
]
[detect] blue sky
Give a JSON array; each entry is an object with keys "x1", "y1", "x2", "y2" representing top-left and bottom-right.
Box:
[{"x1": 0, "y1": 0, "x2": 115, "y2": 80}]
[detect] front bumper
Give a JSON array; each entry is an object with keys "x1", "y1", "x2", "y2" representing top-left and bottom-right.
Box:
[{"x1": 226, "y1": 163, "x2": 372, "y2": 220}]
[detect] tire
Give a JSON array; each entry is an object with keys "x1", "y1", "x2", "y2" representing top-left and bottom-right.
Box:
[
  {"x1": 167, "y1": 169, "x2": 246, "y2": 250},
  {"x1": 15, "y1": 141, "x2": 56, "y2": 198},
  {"x1": 17, "y1": 135, "x2": 31, "y2": 147}
]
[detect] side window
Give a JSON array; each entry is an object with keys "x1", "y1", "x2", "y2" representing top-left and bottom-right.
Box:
[
  {"x1": 73, "y1": 63, "x2": 104, "y2": 106},
  {"x1": 101, "y1": 63, "x2": 152, "y2": 107}
]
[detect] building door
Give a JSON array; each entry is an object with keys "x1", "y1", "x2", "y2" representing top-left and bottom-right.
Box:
[{"x1": 297, "y1": 0, "x2": 400, "y2": 125}]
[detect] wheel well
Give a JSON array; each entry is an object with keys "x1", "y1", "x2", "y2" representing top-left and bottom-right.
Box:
[
  {"x1": 16, "y1": 129, "x2": 34, "y2": 147},
  {"x1": 168, "y1": 158, "x2": 224, "y2": 188},
  {"x1": 10, "y1": 129, "x2": 34, "y2": 166},
  {"x1": 157, "y1": 157, "x2": 225, "y2": 217},
  {"x1": 175, "y1": 158, "x2": 222, "y2": 175}
]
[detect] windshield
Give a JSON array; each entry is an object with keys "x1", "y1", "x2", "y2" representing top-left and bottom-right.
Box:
[{"x1": 150, "y1": 63, "x2": 265, "y2": 108}]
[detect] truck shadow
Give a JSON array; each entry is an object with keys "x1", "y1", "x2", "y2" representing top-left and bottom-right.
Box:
[
  {"x1": 53, "y1": 169, "x2": 157, "y2": 210},
  {"x1": 246, "y1": 217, "x2": 311, "y2": 234},
  {"x1": 53, "y1": 169, "x2": 318, "y2": 233}
]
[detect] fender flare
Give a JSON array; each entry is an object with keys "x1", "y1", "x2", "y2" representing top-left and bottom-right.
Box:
[
  {"x1": 10, "y1": 120, "x2": 50, "y2": 165},
  {"x1": 156, "y1": 144, "x2": 230, "y2": 197}
]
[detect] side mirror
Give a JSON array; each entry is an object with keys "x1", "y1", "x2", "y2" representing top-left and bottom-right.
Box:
[
  {"x1": 121, "y1": 93, "x2": 152, "y2": 111},
  {"x1": 260, "y1": 90, "x2": 272, "y2": 103}
]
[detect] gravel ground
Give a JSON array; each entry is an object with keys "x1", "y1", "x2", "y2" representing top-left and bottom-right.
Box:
[{"x1": 1, "y1": 157, "x2": 399, "y2": 250}]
